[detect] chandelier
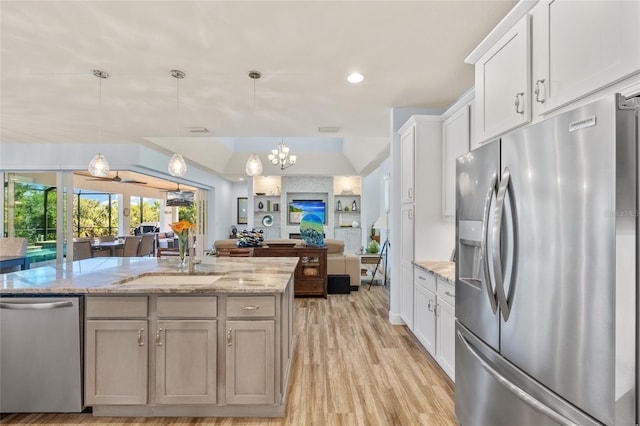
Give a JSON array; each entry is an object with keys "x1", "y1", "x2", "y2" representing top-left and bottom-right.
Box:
[{"x1": 268, "y1": 140, "x2": 297, "y2": 170}]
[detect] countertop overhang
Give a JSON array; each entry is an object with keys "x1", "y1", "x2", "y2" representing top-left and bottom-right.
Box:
[
  {"x1": 0, "y1": 257, "x2": 299, "y2": 294},
  {"x1": 413, "y1": 260, "x2": 455, "y2": 282}
]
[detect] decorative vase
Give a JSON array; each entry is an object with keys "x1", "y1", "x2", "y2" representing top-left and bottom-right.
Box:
[
  {"x1": 177, "y1": 231, "x2": 189, "y2": 267},
  {"x1": 300, "y1": 214, "x2": 324, "y2": 247}
]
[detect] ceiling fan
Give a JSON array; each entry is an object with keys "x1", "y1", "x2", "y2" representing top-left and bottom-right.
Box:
[
  {"x1": 88, "y1": 170, "x2": 147, "y2": 185},
  {"x1": 161, "y1": 183, "x2": 187, "y2": 193}
]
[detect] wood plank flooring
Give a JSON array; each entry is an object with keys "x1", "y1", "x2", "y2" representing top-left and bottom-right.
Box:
[{"x1": 1, "y1": 285, "x2": 456, "y2": 426}]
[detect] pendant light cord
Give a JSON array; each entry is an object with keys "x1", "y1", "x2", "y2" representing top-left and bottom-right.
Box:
[
  {"x1": 98, "y1": 74, "x2": 102, "y2": 143},
  {"x1": 176, "y1": 74, "x2": 180, "y2": 137}
]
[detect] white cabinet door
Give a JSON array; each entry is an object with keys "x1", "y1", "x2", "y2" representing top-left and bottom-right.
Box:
[
  {"x1": 400, "y1": 125, "x2": 415, "y2": 204},
  {"x1": 401, "y1": 262, "x2": 414, "y2": 329},
  {"x1": 436, "y1": 278, "x2": 456, "y2": 381},
  {"x1": 436, "y1": 298, "x2": 455, "y2": 381},
  {"x1": 155, "y1": 320, "x2": 217, "y2": 405},
  {"x1": 334, "y1": 228, "x2": 362, "y2": 252},
  {"x1": 532, "y1": 0, "x2": 640, "y2": 115},
  {"x1": 401, "y1": 204, "x2": 414, "y2": 263},
  {"x1": 475, "y1": 14, "x2": 531, "y2": 142},
  {"x1": 414, "y1": 273, "x2": 437, "y2": 355},
  {"x1": 442, "y1": 104, "x2": 470, "y2": 216},
  {"x1": 400, "y1": 204, "x2": 414, "y2": 328}
]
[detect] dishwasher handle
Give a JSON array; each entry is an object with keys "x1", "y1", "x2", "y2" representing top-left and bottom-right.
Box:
[{"x1": 0, "y1": 301, "x2": 74, "y2": 310}]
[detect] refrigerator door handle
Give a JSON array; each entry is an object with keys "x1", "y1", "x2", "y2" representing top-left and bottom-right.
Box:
[
  {"x1": 493, "y1": 167, "x2": 512, "y2": 321},
  {"x1": 481, "y1": 173, "x2": 499, "y2": 314},
  {"x1": 457, "y1": 331, "x2": 579, "y2": 426}
]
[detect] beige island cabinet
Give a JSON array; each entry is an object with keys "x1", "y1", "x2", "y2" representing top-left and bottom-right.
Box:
[{"x1": 1, "y1": 256, "x2": 297, "y2": 418}]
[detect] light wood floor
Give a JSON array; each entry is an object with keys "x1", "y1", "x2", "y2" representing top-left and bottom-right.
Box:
[{"x1": 1, "y1": 285, "x2": 456, "y2": 426}]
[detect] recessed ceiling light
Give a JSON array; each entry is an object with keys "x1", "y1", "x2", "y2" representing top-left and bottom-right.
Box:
[
  {"x1": 347, "y1": 72, "x2": 364, "y2": 84},
  {"x1": 239, "y1": 177, "x2": 245, "y2": 181}
]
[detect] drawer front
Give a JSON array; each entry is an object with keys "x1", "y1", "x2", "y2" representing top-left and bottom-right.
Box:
[
  {"x1": 86, "y1": 296, "x2": 148, "y2": 318},
  {"x1": 414, "y1": 267, "x2": 436, "y2": 293},
  {"x1": 227, "y1": 296, "x2": 276, "y2": 318},
  {"x1": 294, "y1": 280, "x2": 325, "y2": 295},
  {"x1": 437, "y1": 278, "x2": 456, "y2": 305},
  {"x1": 157, "y1": 296, "x2": 217, "y2": 318}
]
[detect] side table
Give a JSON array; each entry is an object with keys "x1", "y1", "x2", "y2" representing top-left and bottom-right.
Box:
[{"x1": 358, "y1": 252, "x2": 387, "y2": 287}]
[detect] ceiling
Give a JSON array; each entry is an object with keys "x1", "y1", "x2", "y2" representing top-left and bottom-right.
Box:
[{"x1": 1, "y1": 0, "x2": 515, "y2": 181}]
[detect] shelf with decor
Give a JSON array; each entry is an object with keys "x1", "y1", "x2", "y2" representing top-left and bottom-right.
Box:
[
  {"x1": 335, "y1": 196, "x2": 360, "y2": 225},
  {"x1": 254, "y1": 196, "x2": 282, "y2": 240},
  {"x1": 333, "y1": 194, "x2": 362, "y2": 251}
]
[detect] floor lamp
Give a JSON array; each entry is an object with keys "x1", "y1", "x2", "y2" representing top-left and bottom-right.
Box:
[{"x1": 369, "y1": 213, "x2": 390, "y2": 289}]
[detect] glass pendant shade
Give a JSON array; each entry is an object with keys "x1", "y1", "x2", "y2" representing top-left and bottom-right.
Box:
[
  {"x1": 88, "y1": 152, "x2": 110, "y2": 177},
  {"x1": 168, "y1": 153, "x2": 187, "y2": 177},
  {"x1": 245, "y1": 153, "x2": 263, "y2": 176}
]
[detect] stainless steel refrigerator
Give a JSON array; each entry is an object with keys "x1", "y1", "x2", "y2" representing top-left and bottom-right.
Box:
[{"x1": 455, "y1": 94, "x2": 638, "y2": 426}]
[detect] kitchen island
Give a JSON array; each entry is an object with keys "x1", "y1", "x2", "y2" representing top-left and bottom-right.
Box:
[{"x1": 0, "y1": 256, "x2": 298, "y2": 417}]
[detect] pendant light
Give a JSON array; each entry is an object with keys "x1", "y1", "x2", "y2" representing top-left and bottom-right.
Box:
[
  {"x1": 245, "y1": 153, "x2": 263, "y2": 176},
  {"x1": 244, "y1": 70, "x2": 263, "y2": 176},
  {"x1": 167, "y1": 70, "x2": 187, "y2": 177},
  {"x1": 88, "y1": 70, "x2": 110, "y2": 177}
]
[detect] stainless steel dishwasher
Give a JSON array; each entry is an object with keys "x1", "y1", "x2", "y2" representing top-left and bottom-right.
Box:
[{"x1": 0, "y1": 296, "x2": 83, "y2": 413}]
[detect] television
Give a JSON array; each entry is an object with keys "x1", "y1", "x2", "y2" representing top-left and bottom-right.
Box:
[
  {"x1": 288, "y1": 200, "x2": 326, "y2": 224},
  {"x1": 166, "y1": 190, "x2": 194, "y2": 207}
]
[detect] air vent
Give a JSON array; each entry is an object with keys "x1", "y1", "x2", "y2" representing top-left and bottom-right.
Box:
[
  {"x1": 185, "y1": 127, "x2": 210, "y2": 134},
  {"x1": 318, "y1": 126, "x2": 340, "y2": 133}
]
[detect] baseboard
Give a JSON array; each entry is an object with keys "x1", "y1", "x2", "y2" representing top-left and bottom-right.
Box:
[{"x1": 388, "y1": 311, "x2": 405, "y2": 325}]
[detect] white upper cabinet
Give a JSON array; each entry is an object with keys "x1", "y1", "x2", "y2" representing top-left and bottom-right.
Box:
[
  {"x1": 531, "y1": 0, "x2": 640, "y2": 115},
  {"x1": 442, "y1": 104, "x2": 470, "y2": 217},
  {"x1": 474, "y1": 15, "x2": 531, "y2": 142},
  {"x1": 400, "y1": 126, "x2": 415, "y2": 204}
]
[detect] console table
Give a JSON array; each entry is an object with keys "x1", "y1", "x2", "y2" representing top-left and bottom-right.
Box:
[{"x1": 254, "y1": 246, "x2": 327, "y2": 298}]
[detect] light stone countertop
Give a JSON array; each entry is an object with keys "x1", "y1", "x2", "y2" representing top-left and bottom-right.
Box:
[
  {"x1": 413, "y1": 260, "x2": 455, "y2": 283},
  {"x1": 0, "y1": 256, "x2": 298, "y2": 295}
]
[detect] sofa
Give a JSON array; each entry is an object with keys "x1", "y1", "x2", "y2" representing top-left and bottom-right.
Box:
[{"x1": 213, "y1": 238, "x2": 360, "y2": 287}]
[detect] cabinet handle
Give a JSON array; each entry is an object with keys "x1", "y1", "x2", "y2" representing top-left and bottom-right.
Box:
[
  {"x1": 427, "y1": 299, "x2": 433, "y2": 312},
  {"x1": 242, "y1": 305, "x2": 260, "y2": 310},
  {"x1": 227, "y1": 328, "x2": 232, "y2": 346},
  {"x1": 137, "y1": 328, "x2": 145, "y2": 346},
  {"x1": 408, "y1": 188, "x2": 413, "y2": 200},
  {"x1": 156, "y1": 328, "x2": 163, "y2": 346},
  {"x1": 408, "y1": 209, "x2": 413, "y2": 220},
  {"x1": 445, "y1": 291, "x2": 456, "y2": 299},
  {"x1": 534, "y1": 79, "x2": 546, "y2": 104},
  {"x1": 514, "y1": 92, "x2": 525, "y2": 115},
  {"x1": 418, "y1": 275, "x2": 426, "y2": 280}
]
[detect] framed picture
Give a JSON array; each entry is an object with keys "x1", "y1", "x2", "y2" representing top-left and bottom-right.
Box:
[{"x1": 237, "y1": 197, "x2": 248, "y2": 224}]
